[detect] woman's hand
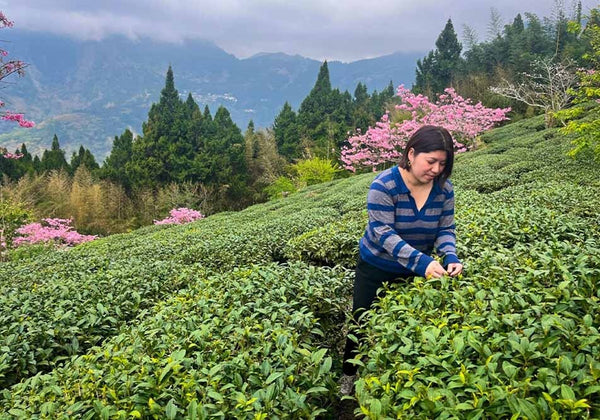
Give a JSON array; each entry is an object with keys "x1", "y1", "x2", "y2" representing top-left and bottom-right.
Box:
[
  {"x1": 425, "y1": 261, "x2": 447, "y2": 278},
  {"x1": 446, "y1": 263, "x2": 463, "y2": 277}
]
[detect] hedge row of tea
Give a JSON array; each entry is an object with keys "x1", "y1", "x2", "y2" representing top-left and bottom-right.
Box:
[
  {"x1": 1, "y1": 114, "x2": 599, "y2": 418},
  {"x1": 0, "y1": 178, "x2": 370, "y2": 388},
  {"x1": 352, "y1": 120, "x2": 600, "y2": 419}
]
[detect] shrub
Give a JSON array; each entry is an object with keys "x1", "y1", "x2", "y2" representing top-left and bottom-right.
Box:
[
  {"x1": 291, "y1": 157, "x2": 339, "y2": 187},
  {"x1": 263, "y1": 176, "x2": 297, "y2": 199},
  {"x1": 153, "y1": 207, "x2": 205, "y2": 225},
  {"x1": 13, "y1": 218, "x2": 96, "y2": 247}
]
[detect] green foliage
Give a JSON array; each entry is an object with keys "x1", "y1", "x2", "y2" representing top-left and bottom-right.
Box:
[
  {"x1": 101, "y1": 129, "x2": 134, "y2": 190},
  {"x1": 1, "y1": 113, "x2": 600, "y2": 417},
  {"x1": 263, "y1": 176, "x2": 297, "y2": 200},
  {"x1": 273, "y1": 102, "x2": 301, "y2": 160},
  {"x1": 294, "y1": 62, "x2": 394, "y2": 160},
  {"x1": 414, "y1": 19, "x2": 462, "y2": 97},
  {"x1": 556, "y1": 7, "x2": 600, "y2": 160},
  {"x1": 70, "y1": 145, "x2": 99, "y2": 174},
  {"x1": 0, "y1": 197, "x2": 32, "y2": 249},
  {"x1": 4, "y1": 242, "x2": 55, "y2": 263},
  {"x1": 291, "y1": 157, "x2": 339, "y2": 187},
  {"x1": 0, "y1": 264, "x2": 352, "y2": 418},
  {"x1": 443, "y1": 8, "x2": 593, "y2": 118},
  {"x1": 40, "y1": 135, "x2": 68, "y2": 173},
  {"x1": 283, "y1": 211, "x2": 366, "y2": 267}
]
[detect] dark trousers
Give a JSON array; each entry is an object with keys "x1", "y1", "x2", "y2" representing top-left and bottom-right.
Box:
[{"x1": 342, "y1": 256, "x2": 411, "y2": 375}]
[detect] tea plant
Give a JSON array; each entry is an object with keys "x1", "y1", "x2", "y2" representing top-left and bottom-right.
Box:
[{"x1": 0, "y1": 263, "x2": 353, "y2": 419}]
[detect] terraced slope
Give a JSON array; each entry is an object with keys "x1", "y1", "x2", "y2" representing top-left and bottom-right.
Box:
[{"x1": 1, "y1": 115, "x2": 599, "y2": 418}]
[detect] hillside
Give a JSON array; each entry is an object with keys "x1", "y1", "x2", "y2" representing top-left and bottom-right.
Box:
[
  {"x1": 0, "y1": 30, "x2": 421, "y2": 160},
  {"x1": 0, "y1": 115, "x2": 599, "y2": 418}
]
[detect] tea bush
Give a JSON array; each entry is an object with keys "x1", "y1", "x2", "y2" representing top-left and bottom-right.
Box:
[
  {"x1": 1, "y1": 113, "x2": 599, "y2": 417},
  {"x1": 0, "y1": 263, "x2": 353, "y2": 419},
  {"x1": 353, "y1": 237, "x2": 600, "y2": 419}
]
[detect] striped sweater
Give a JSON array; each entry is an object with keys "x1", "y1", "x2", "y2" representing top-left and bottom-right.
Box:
[{"x1": 359, "y1": 165, "x2": 460, "y2": 277}]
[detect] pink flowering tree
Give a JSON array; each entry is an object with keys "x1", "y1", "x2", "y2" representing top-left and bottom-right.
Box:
[
  {"x1": 0, "y1": 149, "x2": 23, "y2": 159},
  {"x1": 154, "y1": 208, "x2": 205, "y2": 225},
  {"x1": 13, "y1": 218, "x2": 97, "y2": 247},
  {"x1": 341, "y1": 84, "x2": 511, "y2": 172},
  {"x1": 0, "y1": 11, "x2": 34, "y2": 128}
]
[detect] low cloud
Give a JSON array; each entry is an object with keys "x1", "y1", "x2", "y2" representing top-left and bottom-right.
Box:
[{"x1": 2, "y1": 0, "x2": 596, "y2": 61}]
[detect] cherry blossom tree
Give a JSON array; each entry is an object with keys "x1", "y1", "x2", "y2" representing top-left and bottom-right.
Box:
[
  {"x1": 13, "y1": 218, "x2": 97, "y2": 247},
  {"x1": 154, "y1": 208, "x2": 205, "y2": 225},
  {"x1": 341, "y1": 85, "x2": 510, "y2": 172},
  {"x1": 0, "y1": 11, "x2": 34, "y2": 131}
]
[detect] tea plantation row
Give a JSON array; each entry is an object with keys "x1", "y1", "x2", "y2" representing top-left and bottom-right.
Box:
[
  {"x1": 351, "y1": 121, "x2": 600, "y2": 418},
  {"x1": 0, "y1": 177, "x2": 371, "y2": 388},
  {"x1": 1, "y1": 114, "x2": 599, "y2": 418}
]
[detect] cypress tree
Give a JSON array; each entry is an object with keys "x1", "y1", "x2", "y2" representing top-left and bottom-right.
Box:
[
  {"x1": 103, "y1": 129, "x2": 134, "y2": 189},
  {"x1": 40, "y1": 134, "x2": 69, "y2": 173},
  {"x1": 273, "y1": 102, "x2": 301, "y2": 160},
  {"x1": 298, "y1": 61, "x2": 332, "y2": 132},
  {"x1": 414, "y1": 19, "x2": 463, "y2": 96},
  {"x1": 128, "y1": 66, "x2": 185, "y2": 188}
]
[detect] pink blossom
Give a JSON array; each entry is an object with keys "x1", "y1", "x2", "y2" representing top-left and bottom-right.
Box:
[
  {"x1": 341, "y1": 85, "x2": 510, "y2": 172},
  {"x1": 3, "y1": 152, "x2": 23, "y2": 159},
  {"x1": 0, "y1": 12, "x2": 14, "y2": 28},
  {"x1": 154, "y1": 207, "x2": 205, "y2": 225},
  {"x1": 13, "y1": 218, "x2": 97, "y2": 247},
  {"x1": 1, "y1": 111, "x2": 35, "y2": 127}
]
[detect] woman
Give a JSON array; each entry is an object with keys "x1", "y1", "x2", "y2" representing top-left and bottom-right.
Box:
[{"x1": 340, "y1": 125, "x2": 463, "y2": 395}]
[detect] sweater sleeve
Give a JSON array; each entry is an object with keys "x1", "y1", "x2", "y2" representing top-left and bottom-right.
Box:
[
  {"x1": 367, "y1": 180, "x2": 434, "y2": 277},
  {"x1": 434, "y1": 182, "x2": 460, "y2": 267}
]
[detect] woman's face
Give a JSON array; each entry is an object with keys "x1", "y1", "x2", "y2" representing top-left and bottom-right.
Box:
[{"x1": 408, "y1": 149, "x2": 447, "y2": 184}]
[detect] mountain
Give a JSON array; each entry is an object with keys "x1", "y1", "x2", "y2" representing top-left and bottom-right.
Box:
[{"x1": 0, "y1": 30, "x2": 422, "y2": 160}]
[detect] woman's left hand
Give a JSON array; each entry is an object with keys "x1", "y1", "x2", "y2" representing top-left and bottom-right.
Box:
[{"x1": 446, "y1": 263, "x2": 463, "y2": 277}]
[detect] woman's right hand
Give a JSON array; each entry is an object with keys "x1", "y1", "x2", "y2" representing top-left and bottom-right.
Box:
[{"x1": 425, "y1": 260, "x2": 447, "y2": 278}]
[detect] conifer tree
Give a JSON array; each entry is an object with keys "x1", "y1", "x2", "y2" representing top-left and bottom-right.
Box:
[
  {"x1": 128, "y1": 66, "x2": 185, "y2": 188},
  {"x1": 40, "y1": 134, "x2": 69, "y2": 173},
  {"x1": 298, "y1": 61, "x2": 332, "y2": 132},
  {"x1": 103, "y1": 129, "x2": 134, "y2": 190},
  {"x1": 273, "y1": 102, "x2": 301, "y2": 160},
  {"x1": 414, "y1": 19, "x2": 463, "y2": 96},
  {"x1": 70, "y1": 145, "x2": 99, "y2": 174}
]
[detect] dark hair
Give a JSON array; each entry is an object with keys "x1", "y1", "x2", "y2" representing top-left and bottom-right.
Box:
[{"x1": 399, "y1": 125, "x2": 454, "y2": 187}]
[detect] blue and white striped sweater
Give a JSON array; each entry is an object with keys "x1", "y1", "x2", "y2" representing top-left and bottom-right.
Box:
[{"x1": 359, "y1": 166, "x2": 460, "y2": 277}]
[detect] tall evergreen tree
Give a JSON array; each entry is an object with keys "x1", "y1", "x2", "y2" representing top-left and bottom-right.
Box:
[
  {"x1": 40, "y1": 134, "x2": 69, "y2": 173},
  {"x1": 273, "y1": 102, "x2": 301, "y2": 160},
  {"x1": 16, "y1": 144, "x2": 35, "y2": 178},
  {"x1": 128, "y1": 66, "x2": 186, "y2": 188},
  {"x1": 102, "y1": 129, "x2": 134, "y2": 189},
  {"x1": 202, "y1": 106, "x2": 248, "y2": 206},
  {"x1": 298, "y1": 61, "x2": 332, "y2": 132},
  {"x1": 71, "y1": 145, "x2": 99, "y2": 174},
  {"x1": 414, "y1": 19, "x2": 463, "y2": 96}
]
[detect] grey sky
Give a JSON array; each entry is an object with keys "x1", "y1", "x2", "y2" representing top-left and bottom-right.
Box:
[{"x1": 1, "y1": 0, "x2": 596, "y2": 62}]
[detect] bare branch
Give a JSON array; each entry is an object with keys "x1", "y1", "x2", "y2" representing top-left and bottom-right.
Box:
[{"x1": 490, "y1": 58, "x2": 579, "y2": 126}]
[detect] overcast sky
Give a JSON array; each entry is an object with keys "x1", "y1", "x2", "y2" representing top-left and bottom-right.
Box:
[{"x1": 1, "y1": 0, "x2": 597, "y2": 62}]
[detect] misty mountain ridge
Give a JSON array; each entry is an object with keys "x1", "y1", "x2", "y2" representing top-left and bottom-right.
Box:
[{"x1": 0, "y1": 30, "x2": 422, "y2": 160}]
